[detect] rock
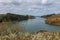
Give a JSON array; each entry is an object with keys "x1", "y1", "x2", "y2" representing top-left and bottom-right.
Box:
[
  {"x1": 37, "y1": 30, "x2": 47, "y2": 33},
  {"x1": 45, "y1": 14, "x2": 60, "y2": 26}
]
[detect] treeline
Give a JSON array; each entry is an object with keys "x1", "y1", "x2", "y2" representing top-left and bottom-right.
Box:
[
  {"x1": 0, "y1": 13, "x2": 28, "y2": 22},
  {"x1": 41, "y1": 14, "x2": 55, "y2": 18}
]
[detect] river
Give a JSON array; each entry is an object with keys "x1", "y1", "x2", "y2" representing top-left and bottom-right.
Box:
[{"x1": 14, "y1": 17, "x2": 60, "y2": 33}]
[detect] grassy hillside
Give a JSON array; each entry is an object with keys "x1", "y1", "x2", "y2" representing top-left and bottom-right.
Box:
[
  {"x1": 0, "y1": 13, "x2": 29, "y2": 22},
  {"x1": 45, "y1": 14, "x2": 60, "y2": 26},
  {"x1": 41, "y1": 14, "x2": 55, "y2": 18}
]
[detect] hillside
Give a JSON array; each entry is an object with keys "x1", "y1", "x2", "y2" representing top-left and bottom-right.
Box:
[
  {"x1": 0, "y1": 13, "x2": 35, "y2": 22},
  {"x1": 45, "y1": 14, "x2": 60, "y2": 26}
]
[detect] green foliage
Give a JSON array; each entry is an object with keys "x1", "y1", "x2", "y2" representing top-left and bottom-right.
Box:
[{"x1": 0, "y1": 13, "x2": 28, "y2": 22}]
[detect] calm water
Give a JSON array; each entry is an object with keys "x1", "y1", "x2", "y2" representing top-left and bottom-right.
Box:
[{"x1": 15, "y1": 17, "x2": 60, "y2": 33}]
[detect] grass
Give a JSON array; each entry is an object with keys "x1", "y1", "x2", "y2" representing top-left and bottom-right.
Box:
[
  {"x1": 0, "y1": 22, "x2": 60, "y2": 40},
  {"x1": 0, "y1": 22, "x2": 24, "y2": 35}
]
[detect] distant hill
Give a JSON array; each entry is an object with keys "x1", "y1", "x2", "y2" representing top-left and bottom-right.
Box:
[
  {"x1": 41, "y1": 14, "x2": 55, "y2": 18},
  {"x1": 45, "y1": 14, "x2": 60, "y2": 26},
  {"x1": 0, "y1": 13, "x2": 35, "y2": 22},
  {"x1": 0, "y1": 13, "x2": 28, "y2": 22}
]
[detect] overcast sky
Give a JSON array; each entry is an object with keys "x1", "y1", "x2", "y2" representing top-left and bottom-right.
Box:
[
  {"x1": 0, "y1": 0, "x2": 54, "y2": 3},
  {"x1": 0, "y1": 0, "x2": 60, "y2": 16}
]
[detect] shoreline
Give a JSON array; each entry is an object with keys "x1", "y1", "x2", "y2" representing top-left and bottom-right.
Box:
[
  {"x1": 41, "y1": 14, "x2": 60, "y2": 26},
  {"x1": 0, "y1": 13, "x2": 35, "y2": 22}
]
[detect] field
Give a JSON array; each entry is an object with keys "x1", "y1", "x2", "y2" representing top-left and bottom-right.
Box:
[{"x1": 0, "y1": 22, "x2": 60, "y2": 40}]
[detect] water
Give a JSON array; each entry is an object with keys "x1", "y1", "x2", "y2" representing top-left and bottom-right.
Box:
[{"x1": 15, "y1": 17, "x2": 60, "y2": 33}]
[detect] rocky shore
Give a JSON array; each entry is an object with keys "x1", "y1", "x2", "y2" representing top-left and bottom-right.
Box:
[
  {"x1": 41, "y1": 14, "x2": 60, "y2": 26},
  {"x1": 45, "y1": 14, "x2": 60, "y2": 26}
]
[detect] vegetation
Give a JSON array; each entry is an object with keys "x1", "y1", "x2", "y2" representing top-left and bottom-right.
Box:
[
  {"x1": 0, "y1": 13, "x2": 29, "y2": 22},
  {"x1": 1, "y1": 13, "x2": 60, "y2": 40},
  {"x1": 0, "y1": 22, "x2": 60, "y2": 40},
  {"x1": 41, "y1": 14, "x2": 55, "y2": 18},
  {"x1": 0, "y1": 22, "x2": 24, "y2": 35},
  {"x1": 1, "y1": 32, "x2": 60, "y2": 40},
  {"x1": 45, "y1": 14, "x2": 60, "y2": 26},
  {"x1": 28, "y1": 15, "x2": 35, "y2": 19}
]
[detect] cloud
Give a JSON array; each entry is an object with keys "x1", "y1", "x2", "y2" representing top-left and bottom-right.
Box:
[
  {"x1": 0, "y1": 0, "x2": 57, "y2": 4},
  {"x1": 0, "y1": 0, "x2": 60, "y2": 15},
  {"x1": 0, "y1": 0, "x2": 40, "y2": 3},
  {"x1": 0, "y1": 0, "x2": 12, "y2": 3},
  {"x1": 41, "y1": 0, "x2": 48, "y2": 4},
  {"x1": 0, "y1": 0, "x2": 54, "y2": 6}
]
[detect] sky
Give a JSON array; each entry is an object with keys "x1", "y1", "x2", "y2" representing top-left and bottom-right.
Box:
[
  {"x1": 0, "y1": 0, "x2": 60, "y2": 16},
  {"x1": 0, "y1": 0, "x2": 53, "y2": 4}
]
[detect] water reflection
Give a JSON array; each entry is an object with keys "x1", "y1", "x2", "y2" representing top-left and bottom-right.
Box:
[{"x1": 13, "y1": 17, "x2": 59, "y2": 33}]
